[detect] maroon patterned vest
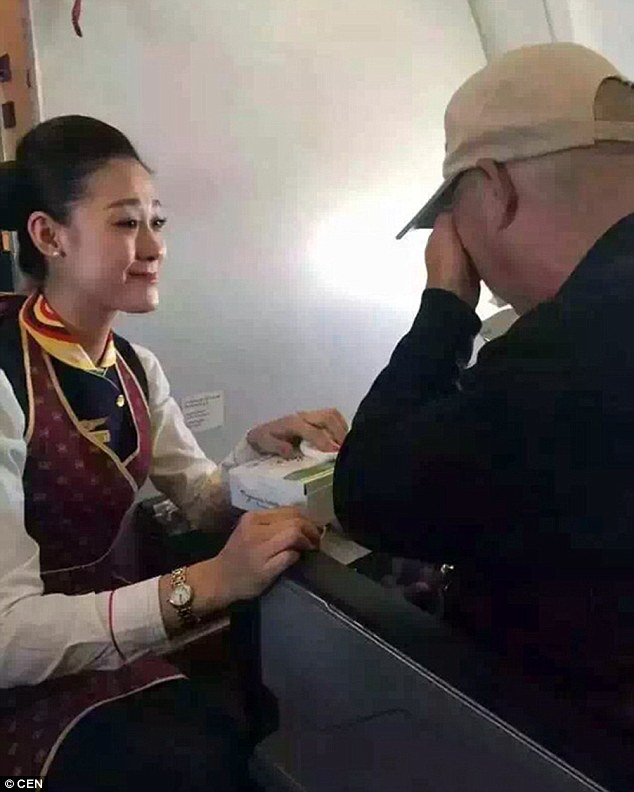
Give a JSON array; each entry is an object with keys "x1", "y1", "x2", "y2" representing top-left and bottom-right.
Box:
[{"x1": 0, "y1": 296, "x2": 182, "y2": 777}]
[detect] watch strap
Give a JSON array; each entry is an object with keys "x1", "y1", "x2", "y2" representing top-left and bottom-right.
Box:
[{"x1": 169, "y1": 566, "x2": 198, "y2": 627}]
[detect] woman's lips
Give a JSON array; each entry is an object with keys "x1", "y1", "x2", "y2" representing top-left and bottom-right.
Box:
[{"x1": 128, "y1": 272, "x2": 159, "y2": 285}]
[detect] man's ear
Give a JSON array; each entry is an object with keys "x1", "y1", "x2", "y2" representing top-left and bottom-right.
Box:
[
  {"x1": 475, "y1": 159, "x2": 518, "y2": 231},
  {"x1": 26, "y1": 212, "x2": 66, "y2": 258}
]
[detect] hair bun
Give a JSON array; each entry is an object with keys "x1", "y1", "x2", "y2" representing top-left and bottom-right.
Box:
[{"x1": 0, "y1": 160, "x2": 25, "y2": 231}]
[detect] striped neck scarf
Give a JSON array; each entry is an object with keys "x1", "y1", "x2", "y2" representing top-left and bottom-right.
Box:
[{"x1": 20, "y1": 292, "x2": 116, "y2": 372}]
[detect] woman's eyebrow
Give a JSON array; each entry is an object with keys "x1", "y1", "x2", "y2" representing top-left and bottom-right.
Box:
[{"x1": 105, "y1": 198, "x2": 162, "y2": 209}]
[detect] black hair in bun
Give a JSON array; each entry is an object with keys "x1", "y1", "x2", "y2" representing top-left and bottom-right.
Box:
[{"x1": 8, "y1": 115, "x2": 146, "y2": 283}]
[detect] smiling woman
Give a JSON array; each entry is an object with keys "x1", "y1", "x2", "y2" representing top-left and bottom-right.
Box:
[
  {"x1": 0, "y1": 115, "x2": 346, "y2": 790},
  {"x1": 14, "y1": 118, "x2": 167, "y2": 360}
]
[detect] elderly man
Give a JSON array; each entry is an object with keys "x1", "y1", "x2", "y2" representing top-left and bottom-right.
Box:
[{"x1": 334, "y1": 43, "x2": 634, "y2": 692}]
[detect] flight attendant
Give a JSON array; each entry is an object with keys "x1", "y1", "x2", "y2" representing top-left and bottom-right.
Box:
[{"x1": 0, "y1": 115, "x2": 347, "y2": 791}]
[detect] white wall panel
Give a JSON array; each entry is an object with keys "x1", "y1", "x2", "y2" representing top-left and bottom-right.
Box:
[{"x1": 30, "y1": 0, "x2": 485, "y2": 458}]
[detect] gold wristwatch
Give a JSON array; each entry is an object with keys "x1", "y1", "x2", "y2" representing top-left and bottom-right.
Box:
[{"x1": 168, "y1": 567, "x2": 198, "y2": 627}]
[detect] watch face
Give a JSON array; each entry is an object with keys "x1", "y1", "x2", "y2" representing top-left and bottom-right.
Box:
[{"x1": 169, "y1": 583, "x2": 192, "y2": 607}]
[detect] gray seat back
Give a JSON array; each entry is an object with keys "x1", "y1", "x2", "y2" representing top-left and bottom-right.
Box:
[{"x1": 248, "y1": 554, "x2": 632, "y2": 792}]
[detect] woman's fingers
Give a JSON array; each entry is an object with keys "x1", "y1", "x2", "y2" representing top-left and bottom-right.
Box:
[
  {"x1": 298, "y1": 409, "x2": 348, "y2": 447},
  {"x1": 318, "y1": 408, "x2": 349, "y2": 444},
  {"x1": 246, "y1": 510, "x2": 322, "y2": 548},
  {"x1": 265, "y1": 436, "x2": 297, "y2": 458},
  {"x1": 263, "y1": 523, "x2": 320, "y2": 557},
  {"x1": 251, "y1": 506, "x2": 307, "y2": 524},
  {"x1": 290, "y1": 414, "x2": 339, "y2": 453},
  {"x1": 288, "y1": 414, "x2": 335, "y2": 451},
  {"x1": 263, "y1": 550, "x2": 302, "y2": 580}
]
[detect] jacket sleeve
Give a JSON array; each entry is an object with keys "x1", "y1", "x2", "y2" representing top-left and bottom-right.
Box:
[{"x1": 334, "y1": 288, "x2": 555, "y2": 567}]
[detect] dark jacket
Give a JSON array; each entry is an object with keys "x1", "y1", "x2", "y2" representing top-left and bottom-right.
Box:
[{"x1": 334, "y1": 213, "x2": 634, "y2": 681}]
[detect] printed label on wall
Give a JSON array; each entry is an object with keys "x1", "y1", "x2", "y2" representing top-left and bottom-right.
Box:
[{"x1": 181, "y1": 391, "x2": 224, "y2": 432}]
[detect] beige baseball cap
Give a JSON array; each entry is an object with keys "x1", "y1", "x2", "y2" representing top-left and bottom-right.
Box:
[{"x1": 397, "y1": 42, "x2": 634, "y2": 239}]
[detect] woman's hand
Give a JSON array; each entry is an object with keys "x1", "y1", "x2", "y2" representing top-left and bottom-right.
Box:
[
  {"x1": 187, "y1": 507, "x2": 321, "y2": 618},
  {"x1": 163, "y1": 507, "x2": 321, "y2": 633},
  {"x1": 246, "y1": 408, "x2": 348, "y2": 458}
]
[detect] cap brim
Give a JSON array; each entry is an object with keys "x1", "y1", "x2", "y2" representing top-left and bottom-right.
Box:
[{"x1": 395, "y1": 174, "x2": 459, "y2": 239}]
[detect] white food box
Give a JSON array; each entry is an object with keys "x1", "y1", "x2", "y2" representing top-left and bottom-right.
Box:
[{"x1": 229, "y1": 454, "x2": 335, "y2": 525}]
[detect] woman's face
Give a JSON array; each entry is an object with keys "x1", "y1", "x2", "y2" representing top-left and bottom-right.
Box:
[{"x1": 47, "y1": 157, "x2": 167, "y2": 315}]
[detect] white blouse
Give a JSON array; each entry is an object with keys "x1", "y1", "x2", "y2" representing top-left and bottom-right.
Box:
[{"x1": 0, "y1": 344, "x2": 262, "y2": 689}]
